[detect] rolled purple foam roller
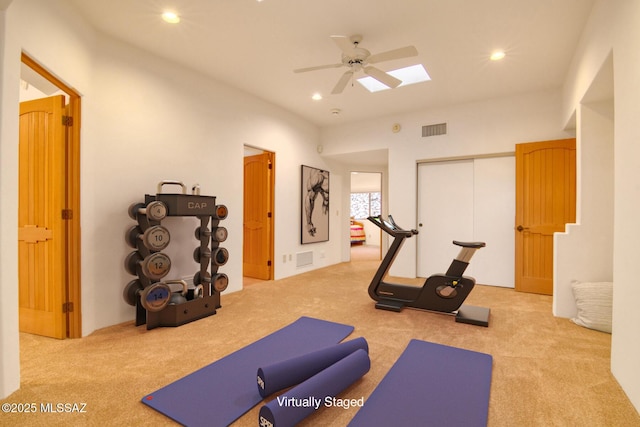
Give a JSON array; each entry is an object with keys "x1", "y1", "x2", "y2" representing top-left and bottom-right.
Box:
[
  {"x1": 257, "y1": 337, "x2": 368, "y2": 397},
  {"x1": 258, "y1": 348, "x2": 370, "y2": 427}
]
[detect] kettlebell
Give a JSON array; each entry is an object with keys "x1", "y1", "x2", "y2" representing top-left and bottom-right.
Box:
[
  {"x1": 163, "y1": 279, "x2": 188, "y2": 305},
  {"x1": 169, "y1": 292, "x2": 187, "y2": 305}
]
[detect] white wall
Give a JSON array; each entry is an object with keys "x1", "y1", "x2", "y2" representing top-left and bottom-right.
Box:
[
  {"x1": 0, "y1": 1, "x2": 21, "y2": 400},
  {"x1": 89, "y1": 36, "x2": 236, "y2": 326},
  {"x1": 554, "y1": 99, "x2": 614, "y2": 318},
  {"x1": 560, "y1": 0, "x2": 640, "y2": 411},
  {"x1": 0, "y1": 0, "x2": 337, "y2": 399},
  {"x1": 351, "y1": 171, "x2": 382, "y2": 193},
  {"x1": 322, "y1": 91, "x2": 572, "y2": 279}
]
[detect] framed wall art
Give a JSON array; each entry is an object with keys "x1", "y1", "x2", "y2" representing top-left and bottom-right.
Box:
[{"x1": 301, "y1": 165, "x2": 329, "y2": 244}]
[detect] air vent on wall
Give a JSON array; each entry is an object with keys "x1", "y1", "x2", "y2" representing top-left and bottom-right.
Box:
[
  {"x1": 296, "y1": 251, "x2": 313, "y2": 267},
  {"x1": 422, "y1": 123, "x2": 447, "y2": 137}
]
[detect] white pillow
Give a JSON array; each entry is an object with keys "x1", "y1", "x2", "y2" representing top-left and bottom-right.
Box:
[{"x1": 571, "y1": 281, "x2": 613, "y2": 333}]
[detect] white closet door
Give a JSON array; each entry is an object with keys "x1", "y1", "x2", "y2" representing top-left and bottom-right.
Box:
[
  {"x1": 472, "y1": 157, "x2": 515, "y2": 287},
  {"x1": 417, "y1": 157, "x2": 515, "y2": 287},
  {"x1": 417, "y1": 160, "x2": 474, "y2": 278}
]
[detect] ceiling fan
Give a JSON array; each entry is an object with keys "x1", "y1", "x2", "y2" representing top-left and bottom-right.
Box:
[{"x1": 294, "y1": 35, "x2": 419, "y2": 94}]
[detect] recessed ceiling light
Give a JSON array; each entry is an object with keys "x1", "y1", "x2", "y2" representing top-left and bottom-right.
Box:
[
  {"x1": 357, "y1": 64, "x2": 431, "y2": 93},
  {"x1": 312, "y1": 93, "x2": 323, "y2": 101},
  {"x1": 490, "y1": 51, "x2": 506, "y2": 61},
  {"x1": 162, "y1": 11, "x2": 180, "y2": 24}
]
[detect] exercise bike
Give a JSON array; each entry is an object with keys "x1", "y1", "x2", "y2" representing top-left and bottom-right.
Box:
[{"x1": 367, "y1": 215, "x2": 490, "y2": 327}]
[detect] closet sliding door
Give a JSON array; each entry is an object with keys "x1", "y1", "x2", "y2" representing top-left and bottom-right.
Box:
[
  {"x1": 417, "y1": 156, "x2": 514, "y2": 287},
  {"x1": 417, "y1": 160, "x2": 474, "y2": 278}
]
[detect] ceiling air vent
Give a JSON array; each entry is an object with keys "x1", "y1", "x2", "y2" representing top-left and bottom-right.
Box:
[{"x1": 422, "y1": 123, "x2": 447, "y2": 137}]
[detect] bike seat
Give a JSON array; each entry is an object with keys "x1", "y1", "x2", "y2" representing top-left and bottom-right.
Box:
[{"x1": 453, "y1": 240, "x2": 486, "y2": 248}]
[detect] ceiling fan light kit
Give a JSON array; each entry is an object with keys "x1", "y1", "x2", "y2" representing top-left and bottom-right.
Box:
[{"x1": 294, "y1": 34, "x2": 419, "y2": 94}]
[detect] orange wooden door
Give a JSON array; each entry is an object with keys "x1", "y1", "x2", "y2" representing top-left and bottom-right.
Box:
[
  {"x1": 18, "y1": 95, "x2": 67, "y2": 338},
  {"x1": 243, "y1": 152, "x2": 274, "y2": 280},
  {"x1": 515, "y1": 138, "x2": 576, "y2": 295}
]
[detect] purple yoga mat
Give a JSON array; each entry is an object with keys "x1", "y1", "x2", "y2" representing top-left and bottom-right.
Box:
[
  {"x1": 259, "y1": 349, "x2": 371, "y2": 427},
  {"x1": 257, "y1": 337, "x2": 368, "y2": 397},
  {"x1": 348, "y1": 339, "x2": 493, "y2": 427},
  {"x1": 141, "y1": 317, "x2": 354, "y2": 427}
]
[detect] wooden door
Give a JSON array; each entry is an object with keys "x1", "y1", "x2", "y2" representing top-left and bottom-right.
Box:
[
  {"x1": 18, "y1": 95, "x2": 67, "y2": 338},
  {"x1": 243, "y1": 152, "x2": 274, "y2": 280},
  {"x1": 515, "y1": 139, "x2": 576, "y2": 295}
]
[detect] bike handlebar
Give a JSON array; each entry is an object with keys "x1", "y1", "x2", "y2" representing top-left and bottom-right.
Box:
[{"x1": 367, "y1": 215, "x2": 418, "y2": 238}]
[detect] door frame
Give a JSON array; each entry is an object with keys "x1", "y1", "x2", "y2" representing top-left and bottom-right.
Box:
[{"x1": 21, "y1": 53, "x2": 82, "y2": 338}]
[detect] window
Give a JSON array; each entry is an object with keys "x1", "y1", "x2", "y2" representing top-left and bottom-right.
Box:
[{"x1": 350, "y1": 192, "x2": 381, "y2": 219}]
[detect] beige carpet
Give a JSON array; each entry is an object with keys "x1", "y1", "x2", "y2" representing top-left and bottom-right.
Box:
[
  {"x1": 2, "y1": 258, "x2": 639, "y2": 427},
  {"x1": 349, "y1": 244, "x2": 380, "y2": 262}
]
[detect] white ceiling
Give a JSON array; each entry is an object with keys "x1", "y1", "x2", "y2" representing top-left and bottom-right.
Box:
[{"x1": 68, "y1": 0, "x2": 595, "y2": 128}]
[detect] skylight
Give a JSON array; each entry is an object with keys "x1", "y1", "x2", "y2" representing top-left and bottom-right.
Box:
[{"x1": 357, "y1": 64, "x2": 431, "y2": 93}]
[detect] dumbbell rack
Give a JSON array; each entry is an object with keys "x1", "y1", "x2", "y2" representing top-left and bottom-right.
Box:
[{"x1": 123, "y1": 181, "x2": 229, "y2": 330}]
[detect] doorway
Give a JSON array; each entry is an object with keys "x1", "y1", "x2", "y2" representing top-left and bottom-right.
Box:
[
  {"x1": 243, "y1": 146, "x2": 275, "y2": 284},
  {"x1": 18, "y1": 53, "x2": 81, "y2": 338},
  {"x1": 349, "y1": 172, "x2": 382, "y2": 262}
]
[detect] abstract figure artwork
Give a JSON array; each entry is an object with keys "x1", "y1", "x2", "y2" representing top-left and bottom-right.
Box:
[{"x1": 301, "y1": 165, "x2": 329, "y2": 244}]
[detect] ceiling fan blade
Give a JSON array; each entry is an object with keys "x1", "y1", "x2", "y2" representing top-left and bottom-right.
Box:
[
  {"x1": 364, "y1": 66, "x2": 402, "y2": 89},
  {"x1": 367, "y1": 46, "x2": 418, "y2": 64},
  {"x1": 294, "y1": 63, "x2": 344, "y2": 73},
  {"x1": 331, "y1": 71, "x2": 353, "y2": 94},
  {"x1": 331, "y1": 35, "x2": 355, "y2": 55}
]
